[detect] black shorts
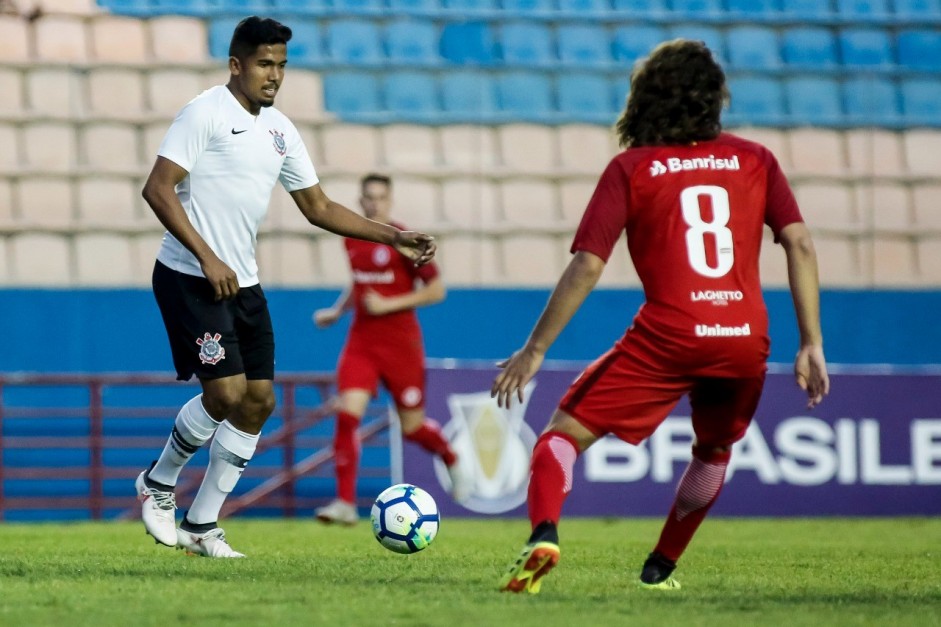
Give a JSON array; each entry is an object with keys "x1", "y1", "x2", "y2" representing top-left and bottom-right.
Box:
[{"x1": 152, "y1": 260, "x2": 275, "y2": 382}]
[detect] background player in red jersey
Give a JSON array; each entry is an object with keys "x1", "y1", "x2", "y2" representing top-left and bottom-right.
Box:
[
  {"x1": 492, "y1": 39, "x2": 830, "y2": 593},
  {"x1": 313, "y1": 173, "x2": 473, "y2": 525}
]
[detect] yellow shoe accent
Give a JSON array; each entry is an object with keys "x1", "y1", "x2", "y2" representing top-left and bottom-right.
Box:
[
  {"x1": 498, "y1": 541, "x2": 560, "y2": 595},
  {"x1": 638, "y1": 577, "x2": 681, "y2": 590}
]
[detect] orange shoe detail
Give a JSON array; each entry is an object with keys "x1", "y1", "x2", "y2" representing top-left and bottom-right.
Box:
[{"x1": 499, "y1": 542, "x2": 560, "y2": 594}]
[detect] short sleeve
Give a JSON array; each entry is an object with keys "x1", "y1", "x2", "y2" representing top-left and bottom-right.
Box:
[
  {"x1": 414, "y1": 260, "x2": 439, "y2": 283},
  {"x1": 570, "y1": 157, "x2": 631, "y2": 262},
  {"x1": 764, "y1": 151, "x2": 803, "y2": 239},
  {"x1": 279, "y1": 123, "x2": 319, "y2": 192},
  {"x1": 157, "y1": 98, "x2": 215, "y2": 172}
]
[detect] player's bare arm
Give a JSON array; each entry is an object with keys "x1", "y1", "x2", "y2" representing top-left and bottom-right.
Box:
[
  {"x1": 779, "y1": 221, "x2": 830, "y2": 408},
  {"x1": 142, "y1": 156, "x2": 239, "y2": 301},
  {"x1": 291, "y1": 184, "x2": 436, "y2": 266},
  {"x1": 313, "y1": 286, "x2": 353, "y2": 328},
  {"x1": 363, "y1": 276, "x2": 446, "y2": 316},
  {"x1": 492, "y1": 251, "x2": 606, "y2": 408}
]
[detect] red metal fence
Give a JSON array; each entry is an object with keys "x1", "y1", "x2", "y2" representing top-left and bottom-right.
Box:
[{"x1": 0, "y1": 373, "x2": 390, "y2": 521}]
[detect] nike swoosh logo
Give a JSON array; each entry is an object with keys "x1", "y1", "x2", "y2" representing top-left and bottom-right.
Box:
[{"x1": 231, "y1": 129, "x2": 247, "y2": 135}]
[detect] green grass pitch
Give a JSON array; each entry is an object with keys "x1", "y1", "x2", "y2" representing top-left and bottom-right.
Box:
[{"x1": 1, "y1": 518, "x2": 939, "y2": 626}]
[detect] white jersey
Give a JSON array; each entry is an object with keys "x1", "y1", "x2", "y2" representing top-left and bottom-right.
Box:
[{"x1": 156, "y1": 85, "x2": 319, "y2": 287}]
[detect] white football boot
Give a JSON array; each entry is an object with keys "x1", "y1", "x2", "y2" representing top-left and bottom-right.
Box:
[
  {"x1": 314, "y1": 499, "x2": 359, "y2": 526},
  {"x1": 135, "y1": 470, "x2": 178, "y2": 546},
  {"x1": 447, "y1": 457, "x2": 475, "y2": 504},
  {"x1": 176, "y1": 527, "x2": 245, "y2": 558}
]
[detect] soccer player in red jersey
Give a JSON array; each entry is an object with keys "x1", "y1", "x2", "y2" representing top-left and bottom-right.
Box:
[
  {"x1": 492, "y1": 39, "x2": 830, "y2": 593},
  {"x1": 313, "y1": 173, "x2": 472, "y2": 525}
]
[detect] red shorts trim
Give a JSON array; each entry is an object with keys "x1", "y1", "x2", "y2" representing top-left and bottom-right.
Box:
[
  {"x1": 336, "y1": 335, "x2": 426, "y2": 409},
  {"x1": 560, "y1": 347, "x2": 765, "y2": 447}
]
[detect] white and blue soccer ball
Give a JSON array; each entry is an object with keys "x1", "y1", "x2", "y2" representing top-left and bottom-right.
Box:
[{"x1": 370, "y1": 483, "x2": 439, "y2": 554}]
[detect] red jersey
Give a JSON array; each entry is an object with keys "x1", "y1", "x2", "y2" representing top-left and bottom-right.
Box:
[
  {"x1": 571, "y1": 133, "x2": 803, "y2": 376},
  {"x1": 344, "y1": 221, "x2": 439, "y2": 341}
]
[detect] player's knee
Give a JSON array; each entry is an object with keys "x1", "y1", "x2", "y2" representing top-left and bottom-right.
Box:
[
  {"x1": 398, "y1": 410, "x2": 425, "y2": 434},
  {"x1": 202, "y1": 383, "x2": 247, "y2": 419},
  {"x1": 692, "y1": 443, "x2": 731, "y2": 463},
  {"x1": 253, "y1": 390, "x2": 277, "y2": 420}
]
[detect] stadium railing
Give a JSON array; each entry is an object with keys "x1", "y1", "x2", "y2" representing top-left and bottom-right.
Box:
[{"x1": 0, "y1": 372, "x2": 392, "y2": 522}]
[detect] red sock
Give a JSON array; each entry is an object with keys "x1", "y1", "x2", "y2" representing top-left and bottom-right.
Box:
[
  {"x1": 334, "y1": 411, "x2": 360, "y2": 503},
  {"x1": 528, "y1": 431, "x2": 579, "y2": 530},
  {"x1": 404, "y1": 419, "x2": 457, "y2": 466},
  {"x1": 653, "y1": 446, "x2": 731, "y2": 561}
]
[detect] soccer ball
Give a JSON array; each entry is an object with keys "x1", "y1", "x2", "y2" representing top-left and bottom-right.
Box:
[{"x1": 370, "y1": 483, "x2": 439, "y2": 554}]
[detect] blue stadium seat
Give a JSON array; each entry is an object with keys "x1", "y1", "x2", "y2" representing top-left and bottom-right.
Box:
[
  {"x1": 271, "y1": 0, "x2": 332, "y2": 14},
  {"x1": 97, "y1": 0, "x2": 150, "y2": 16},
  {"x1": 440, "y1": 70, "x2": 499, "y2": 121},
  {"x1": 558, "y1": 0, "x2": 614, "y2": 17},
  {"x1": 442, "y1": 0, "x2": 499, "y2": 15},
  {"x1": 208, "y1": 17, "x2": 241, "y2": 59},
  {"x1": 440, "y1": 21, "x2": 497, "y2": 65},
  {"x1": 557, "y1": 24, "x2": 612, "y2": 67},
  {"x1": 667, "y1": 25, "x2": 725, "y2": 62},
  {"x1": 726, "y1": 76, "x2": 786, "y2": 126},
  {"x1": 843, "y1": 77, "x2": 901, "y2": 126},
  {"x1": 900, "y1": 78, "x2": 941, "y2": 126},
  {"x1": 557, "y1": 74, "x2": 615, "y2": 123},
  {"x1": 496, "y1": 71, "x2": 555, "y2": 123},
  {"x1": 781, "y1": 27, "x2": 838, "y2": 70},
  {"x1": 326, "y1": 20, "x2": 384, "y2": 66},
  {"x1": 386, "y1": 19, "x2": 442, "y2": 66},
  {"x1": 893, "y1": 0, "x2": 941, "y2": 21},
  {"x1": 383, "y1": 72, "x2": 440, "y2": 123},
  {"x1": 286, "y1": 20, "x2": 322, "y2": 66},
  {"x1": 780, "y1": 0, "x2": 834, "y2": 21},
  {"x1": 151, "y1": 0, "x2": 212, "y2": 16},
  {"x1": 785, "y1": 76, "x2": 843, "y2": 126},
  {"x1": 726, "y1": 0, "x2": 782, "y2": 20},
  {"x1": 332, "y1": 0, "x2": 386, "y2": 14},
  {"x1": 387, "y1": 0, "x2": 442, "y2": 15},
  {"x1": 835, "y1": 0, "x2": 891, "y2": 21},
  {"x1": 613, "y1": 25, "x2": 667, "y2": 63},
  {"x1": 614, "y1": 0, "x2": 667, "y2": 13},
  {"x1": 323, "y1": 72, "x2": 386, "y2": 122},
  {"x1": 502, "y1": 0, "x2": 555, "y2": 16},
  {"x1": 669, "y1": 0, "x2": 724, "y2": 21},
  {"x1": 500, "y1": 22, "x2": 554, "y2": 67},
  {"x1": 896, "y1": 30, "x2": 941, "y2": 72},
  {"x1": 611, "y1": 76, "x2": 631, "y2": 111},
  {"x1": 839, "y1": 28, "x2": 894, "y2": 68},
  {"x1": 214, "y1": 0, "x2": 273, "y2": 14},
  {"x1": 726, "y1": 26, "x2": 782, "y2": 71}
]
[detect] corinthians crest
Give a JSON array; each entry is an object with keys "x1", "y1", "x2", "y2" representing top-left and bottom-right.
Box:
[
  {"x1": 196, "y1": 332, "x2": 225, "y2": 365},
  {"x1": 434, "y1": 382, "x2": 537, "y2": 514},
  {"x1": 269, "y1": 129, "x2": 286, "y2": 156}
]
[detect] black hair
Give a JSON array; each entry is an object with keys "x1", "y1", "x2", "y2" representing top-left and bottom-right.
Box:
[
  {"x1": 229, "y1": 16, "x2": 292, "y2": 59},
  {"x1": 615, "y1": 38, "x2": 728, "y2": 148},
  {"x1": 361, "y1": 173, "x2": 393, "y2": 190}
]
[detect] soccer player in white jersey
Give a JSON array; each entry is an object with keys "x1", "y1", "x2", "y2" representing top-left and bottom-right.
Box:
[{"x1": 135, "y1": 16, "x2": 436, "y2": 558}]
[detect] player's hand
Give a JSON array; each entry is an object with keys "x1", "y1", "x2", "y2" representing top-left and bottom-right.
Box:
[
  {"x1": 200, "y1": 256, "x2": 239, "y2": 301},
  {"x1": 794, "y1": 344, "x2": 829, "y2": 409},
  {"x1": 362, "y1": 290, "x2": 391, "y2": 316},
  {"x1": 313, "y1": 308, "x2": 340, "y2": 328},
  {"x1": 491, "y1": 345, "x2": 545, "y2": 409},
  {"x1": 393, "y1": 231, "x2": 436, "y2": 267}
]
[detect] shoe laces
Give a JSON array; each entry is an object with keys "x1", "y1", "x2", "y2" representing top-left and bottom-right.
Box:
[
  {"x1": 144, "y1": 486, "x2": 176, "y2": 511},
  {"x1": 202, "y1": 528, "x2": 227, "y2": 542},
  {"x1": 201, "y1": 529, "x2": 241, "y2": 557}
]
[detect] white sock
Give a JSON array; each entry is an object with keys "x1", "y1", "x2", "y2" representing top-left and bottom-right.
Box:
[
  {"x1": 148, "y1": 395, "x2": 220, "y2": 487},
  {"x1": 186, "y1": 421, "x2": 259, "y2": 526}
]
